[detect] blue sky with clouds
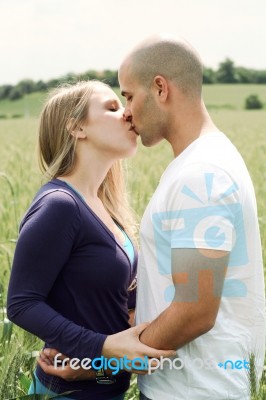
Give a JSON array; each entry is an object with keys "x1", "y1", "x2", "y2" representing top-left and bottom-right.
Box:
[{"x1": 0, "y1": 0, "x2": 265, "y2": 84}]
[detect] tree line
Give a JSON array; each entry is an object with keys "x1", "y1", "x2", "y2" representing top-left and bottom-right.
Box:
[
  {"x1": 203, "y1": 58, "x2": 266, "y2": 84},
  {"x1": 1, "y1": 59, "x2": 266, "y2": 102}
]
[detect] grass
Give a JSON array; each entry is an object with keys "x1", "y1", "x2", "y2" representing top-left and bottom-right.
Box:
[
  {"x1": 0, "y1": 85, "x2": 265, "y2": 398},
  {"x1": 202, "y1": 84, "x2": 266, "y2": 110}
]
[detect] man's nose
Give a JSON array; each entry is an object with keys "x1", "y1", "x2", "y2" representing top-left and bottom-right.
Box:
[{"x1": 123, "y1": 108, "x2": 132, "y2": 122}]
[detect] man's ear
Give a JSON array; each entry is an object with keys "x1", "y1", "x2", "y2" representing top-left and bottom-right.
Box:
[
  {"x1": 153, "y1": 75, "x2": 169, "y2": 102},
  {"x1": 66, "y1": 118, "x2": 86, "y2": 139}
]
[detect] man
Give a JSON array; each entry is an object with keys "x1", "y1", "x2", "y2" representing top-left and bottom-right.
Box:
[{"x1": 118, "y1": 34, "x2": 265, "y2": 399}]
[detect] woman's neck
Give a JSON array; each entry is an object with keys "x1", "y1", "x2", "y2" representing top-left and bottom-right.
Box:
[{"x1": 58, "y1": 153, "x2": 113, "y2": 200}]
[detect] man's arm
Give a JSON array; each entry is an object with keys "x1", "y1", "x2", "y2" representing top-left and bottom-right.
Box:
[{"x1": 139, "y1": 248, "x2": 229, "y2": 349}]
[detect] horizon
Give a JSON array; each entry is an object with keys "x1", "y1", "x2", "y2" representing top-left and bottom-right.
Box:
[{"x1": 1, "y1": 59, "x2": 266, "y2": 88}]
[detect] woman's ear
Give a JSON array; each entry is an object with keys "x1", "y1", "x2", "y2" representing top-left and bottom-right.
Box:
[
  {"x1": 153, "y1": 75, "x2": 169, "y2": 103},
  {"x1": 66, "y1": 118, "x2": 86, "y2": 139}
]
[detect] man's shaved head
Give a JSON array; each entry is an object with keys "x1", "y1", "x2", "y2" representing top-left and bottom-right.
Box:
[{"x1": 121, "y1": 34, "x2": 203, "y2": 98}]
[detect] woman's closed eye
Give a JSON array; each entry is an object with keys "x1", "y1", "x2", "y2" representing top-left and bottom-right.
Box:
[{"x1": 107, "y1": 99, "x2": 121, "y2": 112}]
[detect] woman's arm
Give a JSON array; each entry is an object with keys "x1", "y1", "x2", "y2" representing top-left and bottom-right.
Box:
[{"x1": 7, "y1": 191, "x2": 106, "y2": 360}]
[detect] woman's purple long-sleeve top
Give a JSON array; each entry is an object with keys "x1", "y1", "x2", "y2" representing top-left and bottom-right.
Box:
[{"x1": 7, "y1": 179, "x2": 137, "y2": 399}]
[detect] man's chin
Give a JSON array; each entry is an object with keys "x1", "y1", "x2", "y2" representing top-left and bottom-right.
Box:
[{"x1": 140, "y1": 134, "x2": 162, "y2": 147}]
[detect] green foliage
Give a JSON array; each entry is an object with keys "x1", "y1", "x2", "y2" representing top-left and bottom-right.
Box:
[
  {"x1": 11, "y1": 114, "x2": 24, "y2": 119},
  {"x1": 255, "y1": 70, "x2": 266, "y2": 84},
  {"x1": 203, "y1": 67, "x2": 216, "y2": 84},
  {"x1": 249, "y1": 353, "x2": 266, "y2": 399},
  {"x1": 217, "y1": 58, "x2": 238, "y2": 83},
  {"x1": 245, "y1": 94, "x2": 264, "y2": 110},
  {"x1": 102, "y1": 69, "x2": 119, "y2": 87},
  {"x1": 0, "y1": 70, "x2": 120, "y2": 102},
  {"x1": 17, "y1": 80, "x2": 36, "y2": 96},
  {"x1": 235, "y1": 67, "x2": 256, "y2": 84},
  {"x1": 8, "y1": 88, "x2": 23, "y2": 101},
  {"x1": 124, "y1": 375, "x2": 140, "y2": 399},
  {"x1": 0, "y1": 85, "x2": 13, "y2": 100},
  {"x1": 0, "y1": 346, "x2": 25, "y2": 399}
]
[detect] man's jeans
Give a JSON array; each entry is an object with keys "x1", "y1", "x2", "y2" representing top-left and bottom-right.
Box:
[{"x1": 139, "y1": 392, "x2": 152, "y2": 400}]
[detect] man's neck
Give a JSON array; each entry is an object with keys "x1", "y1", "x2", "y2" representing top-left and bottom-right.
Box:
[{"x1": 169, "y1": 102, "x2": 219, "y2": 157}]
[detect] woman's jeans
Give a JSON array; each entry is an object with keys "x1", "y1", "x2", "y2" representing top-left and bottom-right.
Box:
[{"x1": 28, "y1": 372, "x2": 125, "y2": 400}]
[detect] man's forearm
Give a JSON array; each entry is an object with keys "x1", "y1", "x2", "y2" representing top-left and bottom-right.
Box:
[{"x1": 139, "y1": 301, "x2": 215, "y2": 350}]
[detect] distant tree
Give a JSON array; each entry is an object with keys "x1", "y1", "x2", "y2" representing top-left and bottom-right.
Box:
[
  {"x1": 103, "y1": 70, "x2": 119, "y2": 87},
  {"x1": 46, "y1": 78, "x2": 61, "y2": 89},
  {"x1": 8, "y1": 87, "x2": 23, "y2": 101},
  {"x1": 35, "y1": 80, "x2": 48, "y2": 92},
  {"x1": 255, "y1": 70, "x2": 266, "y2": 84},
  {"x1": 217, "y1": 58, "x2": 238, "y2": 83},
  {"x1": 245, "y1": 94, "x2": 263, "y2": 110},
  {"x1": 235, "y1": 67, "x2": 254, "y2": 83},
  {"x1": 203, "y1": 67, "x2": 216, "y2": 84},
  {"x1": 0, "y1": 84, "x2": 13, "y2": 100},
  {"x1": 60, "y1": 72, "x2": 78, "y2": 84},
  {"x1": 81, "y1": 70, "x2": 101, "y2": 81},
  {"x1": 17, "y1": 79, "x2": 36, "y2": 95}
]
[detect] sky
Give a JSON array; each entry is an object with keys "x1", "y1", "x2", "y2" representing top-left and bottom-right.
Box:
[{"x1": 0, "y1": 0, "x2": 265, "y2": 85}]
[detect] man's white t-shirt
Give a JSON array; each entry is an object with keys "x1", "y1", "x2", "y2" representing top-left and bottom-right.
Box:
[{"x1": 136, "y1": 132, "x2": 265, "y2": 400}]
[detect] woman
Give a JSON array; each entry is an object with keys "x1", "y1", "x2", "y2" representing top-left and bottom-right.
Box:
[{"x1": 7, "y1": 81, "x2": 173, "y2": 400}]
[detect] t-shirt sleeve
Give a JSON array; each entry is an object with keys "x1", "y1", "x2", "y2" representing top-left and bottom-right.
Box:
[
  {"x1": 166, "y1": 164, "x2": 241, "y2": 252},
  {"x1": 7, "y1": 190, "x2": 107, "y2": 360}
]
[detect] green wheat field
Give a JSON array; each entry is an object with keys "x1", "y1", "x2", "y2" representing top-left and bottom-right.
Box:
[{"x1": 0, "y1": 85, "x2": 266, "y2": 399}]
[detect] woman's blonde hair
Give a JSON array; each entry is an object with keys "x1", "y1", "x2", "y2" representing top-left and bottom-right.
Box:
[{"x1": 38, "y1": 80, "x2": 137, "y2": 241}]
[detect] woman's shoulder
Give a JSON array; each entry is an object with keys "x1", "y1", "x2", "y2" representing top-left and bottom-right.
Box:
[
  {"x1": 18, "y1": 184, "x2": 82, "y2": 242},
  {"x1": 21, "y1": 182, "x2": 81, "y2": 229},
  {"x1": 33, "y1": 179, "x2": 79, "y2": 209}
]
